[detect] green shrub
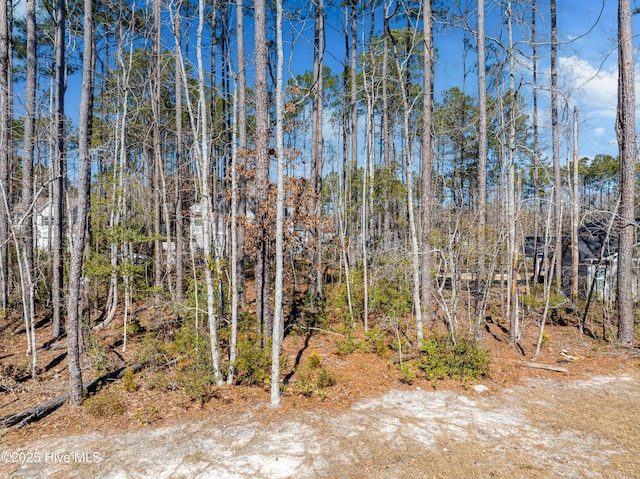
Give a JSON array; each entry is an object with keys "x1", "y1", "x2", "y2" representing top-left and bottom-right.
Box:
[
  {"x1": 178, "y1": 367, "x2": 214, "y2": 403},
  {"x1": 398, "y1": 363, "x2": 416, "y2": 384},
  {"x1": 305, "y1": 351, "x2": 322, "y2": 370},
  {"x1": 295, "y1": 377, "x2": 315, "y2": 396},
  {"x1": 335, "y1": 331, "x2": 359, "y2": 356},
  {"x1": 122, "y1": 367, "x2": 138, "y2": 392},
  {"x1": 417, "y1": 336, "x2": 490, "y2": 380},
  {"x1": 233, "y1": 336, "x2": 271, "y2": 386},
  {"x1": 316, "y1": 367, "x2": 336, "y2": 388},
  {"x1": 84, "y1": 390, "x2": 125, "y2": 416}
]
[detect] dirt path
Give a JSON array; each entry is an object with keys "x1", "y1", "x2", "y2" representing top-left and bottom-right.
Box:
[{"x1": 1, "y1": 372, "x2": 639, "y2": 479}]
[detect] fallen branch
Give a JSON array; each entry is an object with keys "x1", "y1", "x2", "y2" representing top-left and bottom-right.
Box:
[
  {"x1": 0, "y1": 362, "x2": 144, "y2": 429},
  {"x1": 518, "y1": 361, "x2": 568, "y2": 373}
]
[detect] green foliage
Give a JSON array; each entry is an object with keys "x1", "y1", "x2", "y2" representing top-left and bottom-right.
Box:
[
  {"x1": 305, "y1": 350, "x2": 322, "y2": 370},
  {"x1": 84, "y1": 331, "x2": 112, "y2": 376},
  {"x1": 295, "y1": 377, "x2": 315, "y2": 396},
  {"x1": 290, "y1": 292, "x2": 328, "y2": 333},
  {"x1": 398, "y1": 363, "x2": 417, "y2": 384},
  {"x1": 232, "y1": 335, "x2": 271, "y2": 386},
  {"x1": 84, "y1": 390, "x2": 125, "y2": 417},
  {"x1": 364, "y1": 327, "x2": 390, "y2": 358},
  {"x1": 177, "y1": 368, "x2": 214, "y2": 403},
  {"x1": 136, "y1": 333, "x2": 169, "y2": 370},
  {"x1": 417, "y1": 336, "x2": 490, "y2": 380},
  {"x1": 335, "y1": 326, "x2": 389, "y2": 358},
  {"x1": 133, "y1": 405, "x2": 159, "y2": 424},
  {"x1": 316, "y1": 367, "x2": 336, "y2": 389},
  {"x1": 122, "y1": 367, "x2": 138, "y2": 393},
  {"x1": 369, "y1": 262, "x2": 413, "y2": 318},
  {"x1": 521, "y1": 285, "x2": 565, "y2": 310},
  {"x1": 293, "y1": 352, "x2": 337, "y2": 397},
  {"x1": 325, "y1": 276, "x2": 363, "y2": 326},
  {"x1": 335, "y1": 331, "x2": 360, "y2": 356}
]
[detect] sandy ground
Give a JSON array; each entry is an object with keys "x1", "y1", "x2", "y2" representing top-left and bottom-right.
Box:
[{"x1": 1, "y1": 372, "x2": 638, "y2": 479}]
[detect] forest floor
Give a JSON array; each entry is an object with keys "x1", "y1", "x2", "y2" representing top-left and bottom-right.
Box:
[{"x1": 0, "y1": 304, "x2": 639, "y2": 478}]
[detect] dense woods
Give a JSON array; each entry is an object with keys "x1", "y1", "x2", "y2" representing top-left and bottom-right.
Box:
[{"x1": 0, "y1": 0, "x2": 637, "y2": 410}]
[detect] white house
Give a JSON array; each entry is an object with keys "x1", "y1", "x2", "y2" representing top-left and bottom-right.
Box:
[
  {"x1": 189, "y1": 200, "x2": 226, "y2": 256},
  {"x1": 32, "y1": 198, "x2": 78, "y2": 252}
]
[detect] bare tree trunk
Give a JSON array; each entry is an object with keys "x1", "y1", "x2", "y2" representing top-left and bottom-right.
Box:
[
  {"x1": 197, "y1": 0, "x2": 223, "y2": 384},
  {"x1": 271, "y1": 0, "x2": 284, "y2": 407},
  {"x1": 390, "y1": 26, "x2": 423, "y2": 344},
  {"x1": 227, "y1": 82, "x2": 239, "y2": 384},
  {"x1": 507, "y1": 0, "x2": 518, "y2": 344},
  {"x1": 254, "y1": 0, "x2": 271, "y2": 344},
  {"x1": 350, "y1": 1, "x2": 357, "y2": 222},
  {"x1": 20, "y1": 0, "x2": 37, "y2": 376},
  {"x1": 309, "y1": 0, "x2": 324, "y2": 297},
  {"x1": 531, "y1": 0, "x2": 541, "y2": 287},
  {"x1": 421, "y1": 0, "x2": 435, "y2": 332},
  {"x1": 152, "y1": 0, "x2": 163, "y2": 300},
  {"x1": 342, "y1": 5, "x2": 349, "y2": 227},
  {"x1": 551, "y1": 0, "x2": 562, "y2": 295},
  {"x1": 616, "y1": 0, "x2": 636, "y2": 347},
  {"x1": 382, "y1": 2, "x2": 391, "y2": 251},
  {"x1": 0, "y1": 0, "x2": 9, "y2": 313},
  {"x1": 174, "y1": 1, "x2": 184, "y2": 304},
  {"x1": 474, "y1": 0, "x2": 487, "y2": 342},
  {"x1": 236, "y1": 0, "x2": 247, "y2": 307},
  {"x1": 52, "y1": 0, "x2": 67, "y2": 338},
  {"x1": 66, "y1": 0, "x2": 95, "y2": 405},
  {"x1": 570, "y1": 107, "x2": 579, "y2": 301}
]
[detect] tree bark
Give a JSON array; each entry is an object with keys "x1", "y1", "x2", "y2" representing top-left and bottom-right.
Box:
[
  {"x1": 421, "y1": 0, "x2": 435, "y2": 333},
  {"x1": 52, "y1": 0, "x2": 67, "y2": 339},
  {"x1": 571, "y1": 107, "x2": 579, "y2": 301},
  {"x1": 66, "y1": 0, "x2": 95, "y2": 405},
  {"x1": 616, "y1": 0, "x2": 636, "y2": 347},
  {"x1": 551, "y1": 0, "x2": 562, "y2": 295},
  {"x1": 21, "y1": 0, "x2": 37, "y2": 377},
  {"x1": 474, "y1": 0, "x2": 487, "y2": 342},
  {"x1": 271, "y1": 0, "x2": 284, "y2": 407},
  {"x1": 152, "y1": 0, "x2": 163, "y2": 300},
  {"x1": 254, "y1": 0, "x2": 271, "y2": 344},
  {"x1": 507, "y1": 0, "x2": 519, "y2": 344},
  {"x1": 0, "y1": 0, "x2": 9, "y2": 313},
  {"x1": 309, "y1": 0, "x2": 324, "y2": 297},
  {"x1": 236, "y1": 0, "x2": 247, "y2": 307},
  {"x1": 531, "y1": 0, "x2": 541, "y2": 287},
  {"x1": 174, "y1": 1, "x2": 184, "y2": 304}
]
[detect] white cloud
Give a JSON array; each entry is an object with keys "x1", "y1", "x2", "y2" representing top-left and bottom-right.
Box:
[
  {"x1": 593, "y1": 127, "x2": 605, "y2": 136},
  {"x1": 559, "y1": 56, "x2": 618, "y2": 118}
]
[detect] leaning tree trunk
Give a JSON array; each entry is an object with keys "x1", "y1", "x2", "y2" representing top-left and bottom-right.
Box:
[{"x1": 20, "y1": 0, "x2": 37, "y2": 376}]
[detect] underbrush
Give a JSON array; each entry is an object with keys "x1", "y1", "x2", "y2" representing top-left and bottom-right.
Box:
[
  {"x1": 417, "y1": 335, "x2": 490, "y2": 380},
  {"x1": 290, "y1": 350, "x2": 337, "y2": 399}
]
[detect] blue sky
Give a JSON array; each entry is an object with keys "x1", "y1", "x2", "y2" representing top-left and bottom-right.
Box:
[{"x1": 11, "y1": 0, "x2": 636, "y2": 164}]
